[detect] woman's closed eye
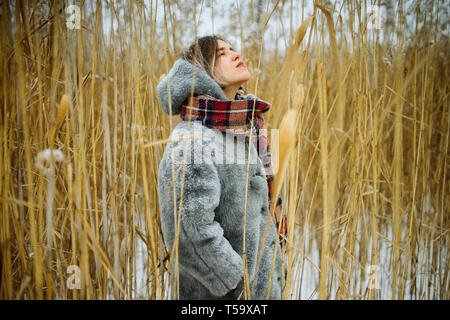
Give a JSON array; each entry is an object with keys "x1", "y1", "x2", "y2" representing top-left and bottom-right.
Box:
[{"x1": 217, "y1": 46, "x2": 234, "y2": 57}]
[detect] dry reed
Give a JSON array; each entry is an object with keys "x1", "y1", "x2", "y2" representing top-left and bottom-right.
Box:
[{"x1": 0, "y1": 0, "x2": 448, "y2": 300}]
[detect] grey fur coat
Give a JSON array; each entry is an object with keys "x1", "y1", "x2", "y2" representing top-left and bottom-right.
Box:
[{"x1": 156, "y1": 59, "x2": 282, "y2": 300}]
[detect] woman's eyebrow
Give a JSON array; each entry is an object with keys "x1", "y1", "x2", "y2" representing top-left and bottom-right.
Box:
[{"x1": 217, "y1": 46, "x2": 234, "y2": 52}]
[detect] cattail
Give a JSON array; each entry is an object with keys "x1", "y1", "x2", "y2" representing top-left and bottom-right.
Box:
[
  {"x1": 35, "y1": 148, "x2": 65, "y2": 257},
  {"x1": 270, "y1": 85, "x2": 305, "y2": 212},
  {"x1": 49, "y1": 95, "x2": 70, "y2": 147},
  {"x1": 265, "y1": 85, "x2": 305, "y2": 299}
]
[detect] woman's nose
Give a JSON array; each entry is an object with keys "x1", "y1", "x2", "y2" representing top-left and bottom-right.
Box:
[{"x1": 232, "y1": 51, "x2": 240, "y2": 61}]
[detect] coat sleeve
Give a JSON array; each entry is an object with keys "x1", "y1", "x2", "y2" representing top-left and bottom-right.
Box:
[{"x1": 158, "y1": 132, "x2": 244, "y2": 297}]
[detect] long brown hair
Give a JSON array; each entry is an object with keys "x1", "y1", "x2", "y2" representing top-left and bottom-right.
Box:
[{"x1": 180, "y1": 35, "x2": 229, "y2": 88}]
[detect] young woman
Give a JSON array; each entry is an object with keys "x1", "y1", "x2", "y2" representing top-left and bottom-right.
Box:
[{"x1": 156, "y1": 35, "x2": 285, "y2": 300}]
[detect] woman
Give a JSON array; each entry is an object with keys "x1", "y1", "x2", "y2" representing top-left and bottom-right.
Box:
[{"x1": 156, "y1": 35, "x2": 285, "y2": 300}]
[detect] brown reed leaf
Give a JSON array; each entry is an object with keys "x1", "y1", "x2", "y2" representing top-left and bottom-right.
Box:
[{"x1": 49, "y1": 94, "x2": 70, "y2": 146}]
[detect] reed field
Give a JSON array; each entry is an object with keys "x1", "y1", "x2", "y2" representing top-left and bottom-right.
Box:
[{"x1": 0, "y1": 0, "x2": 448, "y2": 300}]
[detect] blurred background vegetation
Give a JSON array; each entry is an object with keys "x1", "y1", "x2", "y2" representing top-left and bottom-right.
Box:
[{"x1": 0, "y1": 0, "x2": 448, "y2": 299}]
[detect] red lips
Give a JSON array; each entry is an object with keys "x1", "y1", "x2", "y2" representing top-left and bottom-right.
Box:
[{"x1": 236, "y1": 61, "x2": 245, "y2": 68}]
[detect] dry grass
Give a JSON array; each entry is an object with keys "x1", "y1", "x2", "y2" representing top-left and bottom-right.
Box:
[{"x1": 0, "y1": 0, "x2": 448, "y2": 300}]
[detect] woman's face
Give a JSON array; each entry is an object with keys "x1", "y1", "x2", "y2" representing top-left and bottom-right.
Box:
[{"x1": 213, "y1": 39, "x2": 251, "y2": 88}]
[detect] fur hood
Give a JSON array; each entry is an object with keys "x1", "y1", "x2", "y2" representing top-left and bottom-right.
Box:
[{"x1": 157, "y1": 59, "x2": 228, "y2": 115}]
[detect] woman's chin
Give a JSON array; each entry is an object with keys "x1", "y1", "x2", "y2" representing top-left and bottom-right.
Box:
[{"x1": 239, "y1": 71, "x2": 251, "y2": 82}]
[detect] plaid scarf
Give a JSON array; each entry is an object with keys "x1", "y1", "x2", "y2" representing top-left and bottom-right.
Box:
[{"x1": 180, "y1": 94, "x2": 287, "y2": 240}]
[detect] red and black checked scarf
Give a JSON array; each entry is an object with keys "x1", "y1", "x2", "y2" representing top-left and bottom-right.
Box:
[{"x1": 180, "y1": 94, "x2": 287, "y2": 240}]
